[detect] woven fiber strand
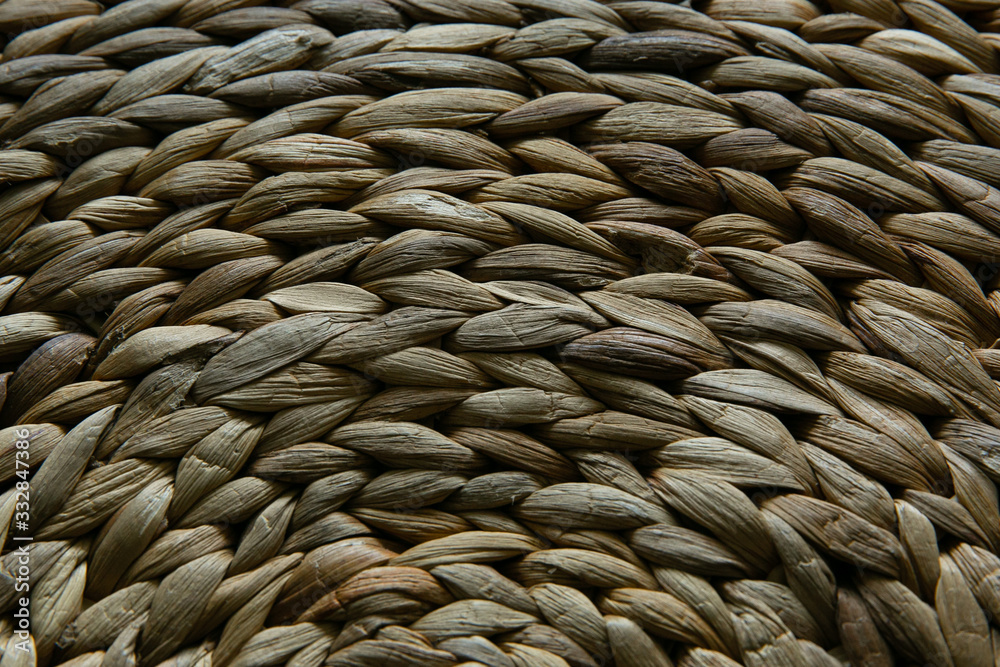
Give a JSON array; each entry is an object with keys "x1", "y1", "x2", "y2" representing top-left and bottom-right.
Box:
[{"x1": 4, "y1": 0, "x2": 1000, "y2": 665}]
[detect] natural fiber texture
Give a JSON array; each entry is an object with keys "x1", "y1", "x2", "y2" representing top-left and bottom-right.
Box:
[{"x1": 3, "y1": 0, "x2": 1000, "y2": 665}]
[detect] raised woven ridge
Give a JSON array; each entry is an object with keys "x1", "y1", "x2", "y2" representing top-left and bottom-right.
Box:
[{"x1": 2, "y1": 0, "x2": 1000, "y2": 665}]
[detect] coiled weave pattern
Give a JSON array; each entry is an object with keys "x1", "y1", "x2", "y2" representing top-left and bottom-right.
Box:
[{"x1": 3, "y1": 0, "x2": 1000, "y2": 665}]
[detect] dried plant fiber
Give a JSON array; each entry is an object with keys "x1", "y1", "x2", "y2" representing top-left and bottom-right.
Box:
[{"x1": 3, "y1": 0, "x2": 1000, "y2": 665}]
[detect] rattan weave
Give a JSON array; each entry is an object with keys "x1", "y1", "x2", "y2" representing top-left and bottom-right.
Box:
[{"x1": 2, "y1": 0, "x2": 1000, "y2": 665}]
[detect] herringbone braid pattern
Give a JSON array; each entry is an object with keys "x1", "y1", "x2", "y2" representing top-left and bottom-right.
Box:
[{"x1": 2, "y1": 0, "x2": 1000, "y2": 665}]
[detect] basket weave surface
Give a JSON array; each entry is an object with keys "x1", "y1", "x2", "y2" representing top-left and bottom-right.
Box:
[{"x1": 3, "y1": 0, "x2": 1000, "y2": 665}]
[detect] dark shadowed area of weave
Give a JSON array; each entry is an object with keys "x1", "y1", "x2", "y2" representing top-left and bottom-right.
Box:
[{"x1": 2, "y1": 0, "x2": 1000, "y2": 665}]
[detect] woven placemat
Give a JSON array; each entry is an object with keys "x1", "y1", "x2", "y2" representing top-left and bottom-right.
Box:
[{"x1": 2, "y1": 0, "x2": 1000, "y2": 665}]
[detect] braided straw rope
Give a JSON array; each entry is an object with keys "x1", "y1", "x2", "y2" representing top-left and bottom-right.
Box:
[{"x1": 3, "y1": 0, "x2": 1000, "y2": 665}]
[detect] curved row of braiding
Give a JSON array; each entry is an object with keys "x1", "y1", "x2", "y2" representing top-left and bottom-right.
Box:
[{"x1": 3, "y1": 0, "x2": 1000, "y2": 666}]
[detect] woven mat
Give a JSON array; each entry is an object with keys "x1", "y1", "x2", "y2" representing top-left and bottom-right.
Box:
[{"x1": 3, "y1": 0, "x2": 1000, "y2": 665}]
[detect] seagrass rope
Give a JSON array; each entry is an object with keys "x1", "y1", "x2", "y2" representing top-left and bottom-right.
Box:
[{"x1": 2, "y1": 0, "x2": 1000, "y2": 665}]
